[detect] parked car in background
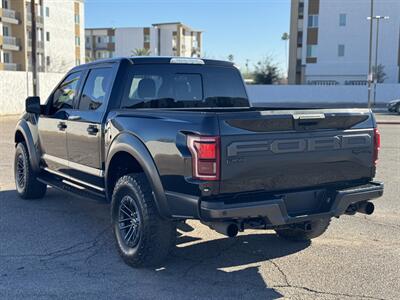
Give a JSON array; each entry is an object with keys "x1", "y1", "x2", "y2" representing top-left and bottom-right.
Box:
[
  {"x1": 387, "y1": 99, "x2": 400, "y2": 114},
  {"x1": 14, "y1": 57, "x2": 384, "y2": 268}
]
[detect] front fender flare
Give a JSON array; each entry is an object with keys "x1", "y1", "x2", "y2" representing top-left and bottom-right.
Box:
[
  {"x1": 105, "y1": 133, "x2": 172, "y2": 219},
  {"x1": 15, "y1": 118, "x2": 41, "y2": 173}
]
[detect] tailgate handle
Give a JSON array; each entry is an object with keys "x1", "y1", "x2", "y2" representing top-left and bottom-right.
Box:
[
  {"x1": 294, "y1": 114, "x2": 325, "y2": 120},
  {"x1": 294, "y1": 114, "x2": 325, "y2": 127}
]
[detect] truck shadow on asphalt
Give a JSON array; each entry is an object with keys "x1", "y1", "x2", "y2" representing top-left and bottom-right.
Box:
[{"x1": 1, "y1": 188, "x2": 310, "y2": 299}]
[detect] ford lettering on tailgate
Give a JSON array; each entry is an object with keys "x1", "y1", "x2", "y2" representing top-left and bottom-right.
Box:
[{"x1": 227, "y1": 133, "x2": 372, "y2": 157}]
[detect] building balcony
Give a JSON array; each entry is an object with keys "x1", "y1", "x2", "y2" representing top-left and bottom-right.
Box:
[
  {"x1": 26, "y1": 13, "x2": 44, "y2": 25},
  {"x1": 94, "y1": 42, "x2": 115, "y2": 51},
  {"x1": 27, "y1": 39, "x2": 45, "y2": 51},
  {"x1": 0, "y1": 8, "x2": 20, "y2": 24},
  {"x1": 2, "y1": 36, "x2": 21, "y2": 51},
  {"x1": 4, "y1": 63, "x2": 20, "y2": 71}
]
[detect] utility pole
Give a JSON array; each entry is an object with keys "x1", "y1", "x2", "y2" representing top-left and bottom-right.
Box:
[
  {"x1": 30, "y1": 0, "x2": 39, "y2": 96},
  {"x1": 367, "y1": 0, "x2": 374, "y2": 108}
]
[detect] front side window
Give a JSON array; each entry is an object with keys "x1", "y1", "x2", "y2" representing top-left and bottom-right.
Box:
[
  {"x1": 78, "y1": 68, "x2": 112, "y2": 111},
  {"x1": 51, "y1": 72, "x2": 81, "y2": 113}
]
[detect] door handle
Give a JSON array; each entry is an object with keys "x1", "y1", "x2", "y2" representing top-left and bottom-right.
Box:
[
  {"x1": 68, "y1": 115, "x2": 81, "y2": 121},
  {"x1": 87, "y1": 125, "x2": 99, "y2": 135},
  {"x1": 57, "y1": 122, "x2": 67, "y2": 131}
]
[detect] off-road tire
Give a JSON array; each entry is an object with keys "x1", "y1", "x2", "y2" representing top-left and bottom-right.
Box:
[
  {"x1": 275, "y1": 218, "x2": 331, "y2": 241},
  {"x1": 111, "y1": 173, "x2": 176, "y2": 268},
  {"x1": 14, "y1": 142, "x2": 47, "y2": 199}
]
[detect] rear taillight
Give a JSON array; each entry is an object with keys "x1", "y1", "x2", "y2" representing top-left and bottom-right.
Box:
[
  {"x1": 187, "y1": 135, "x2": 220, "y2": 181},
  {"x1": 373, "y1": 128, "x2": 381, "y2": 166}
]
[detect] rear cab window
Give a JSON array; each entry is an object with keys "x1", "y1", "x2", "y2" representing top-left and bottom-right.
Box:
[{"x1": 121, "y1": 64, "x2": 249, "y2": 109}]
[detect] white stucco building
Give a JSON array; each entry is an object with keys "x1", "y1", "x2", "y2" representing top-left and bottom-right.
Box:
[
  {"x1": 85, "y1": 22, "x2": 202, "y2": 61},
  {"x1": 0, "y1": 0, "x2": 85, "y2": 72},
  {"x1": 288, "y1": 0, "x2": 400, "y2": 85}
]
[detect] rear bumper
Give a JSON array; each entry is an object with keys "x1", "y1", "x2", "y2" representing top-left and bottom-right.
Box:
[{"x1": 200, "y1": 181, "x2": 384, "y2": 225}]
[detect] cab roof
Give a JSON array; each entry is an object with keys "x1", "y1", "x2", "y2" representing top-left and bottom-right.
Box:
[{"x1": 72, "y1": 56, "x2": 234, "y2": 72}]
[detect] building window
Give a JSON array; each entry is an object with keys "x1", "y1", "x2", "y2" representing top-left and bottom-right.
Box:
[
  {"x1": 3, "y1": 0, "x2": 9, "y2": 9},
  {"x1": 3, "y1": 26, "x2": 10, "y2": 36},
  {"x1": 46, "y1": 56, "x2": 50, "y2": 66},
  {"x1": 339, "y1": 14, "x2": 347, "y2": 26},
  {"x1": 307, "y1": 45, "x2": 317, "y2": 57},
  {"x1": 45, "y1": 7, "x2": 49, "y2": 17},
  {"x1": 3, "y1": 52, "x2": 11, "y2": 63},
  {"x1": 75, "y1": 36, "x2": 80, "y2": 46},
  {"x1": 75, "y1": 14, "x2": 80, "y2": 24},
  {"x1": 86, "y1": 36, "x2": 90, "y2": 45},
  {"x1": 308, "y1": 15, "x2": 319, "y2": 28},
  {"x1": 110, "y1": 36, "x2": 115, "y2": 43},
  {"x1": 338, "y1": 44, "x2": 345, "y2": 57},
  {"x1": 144, "y1": 34, "x2": 150, "y2": 43},
  {"x1": 46, "y1": 31, "x2": 50, "y2": 42}
]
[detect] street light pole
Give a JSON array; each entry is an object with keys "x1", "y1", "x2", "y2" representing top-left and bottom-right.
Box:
[
  {"x1": 30, "y1": 0, "x2": 38, "y2": 96},
  {"x1": 367, "y1": 0, "x2": 374, "y2": 108},
  {"x1": 372, "y1": 16, "x2": 389, "y2": 106}
]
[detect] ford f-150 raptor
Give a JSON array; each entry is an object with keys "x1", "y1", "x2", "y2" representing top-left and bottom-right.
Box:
[{"x1": 14, "y1": 57, "x2": 384, "y2": 268}]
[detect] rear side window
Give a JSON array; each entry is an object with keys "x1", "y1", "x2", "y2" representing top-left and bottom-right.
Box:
[
  {"x1": 121, "y1": 64, "x2": 248, "y2": 109},
  {"x1": 78, "y1": 68, "x2": 112, "y2": 111}
]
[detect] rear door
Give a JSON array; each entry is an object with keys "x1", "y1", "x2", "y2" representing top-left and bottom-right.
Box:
[
  {"x1": 38, "y1": 71, "x2": 83, "y2": 175},
  {"x1": 65, "y1": 65, "x2": 115, "y2": 189},
  {"x1": 218, "y1": 109, "x2": 375, "y2": 194}
]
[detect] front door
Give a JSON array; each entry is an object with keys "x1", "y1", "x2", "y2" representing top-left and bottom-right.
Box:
[
  {"x1": 66, "y1": 66, "x2": 114, "y2": 189},
  {"x1": 38, "y1": 71, "x2": 83, "y2": 175}
]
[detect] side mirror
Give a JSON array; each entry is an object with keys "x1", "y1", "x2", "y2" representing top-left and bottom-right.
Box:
[{"x1": 25, "y1": 96, "x2": 41, "y2": 114}]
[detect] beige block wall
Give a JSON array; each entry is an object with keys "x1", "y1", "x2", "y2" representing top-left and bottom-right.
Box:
[{"x1": 0, "y1": 71, "x2": 64, "y2": 115}]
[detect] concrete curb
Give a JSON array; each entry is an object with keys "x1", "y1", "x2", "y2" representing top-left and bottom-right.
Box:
[{"x1": 377, "y1": 121, "x2": 400, "y2": 125}]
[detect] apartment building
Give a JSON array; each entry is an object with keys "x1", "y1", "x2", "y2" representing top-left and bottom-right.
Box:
[
  {"x1": 85, "y1": 22, "x2": 202, "y2": 61},
  {"x1": 288, "y1": 0, "x2": 400, "y2": 85},
  {"x1": 0, "y1": 0, "x2": 85, "y2": 73}
]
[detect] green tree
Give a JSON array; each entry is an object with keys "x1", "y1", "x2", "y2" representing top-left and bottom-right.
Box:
[
  {"x1": 131, "y1": 48, "x2": 151, "y2": 56},
  {"x1": 253, "y1": 56, "x2": 282, "y2": 84},
  {"x1": 227, "y1": 54, "x2": 234, "y2": 62}
]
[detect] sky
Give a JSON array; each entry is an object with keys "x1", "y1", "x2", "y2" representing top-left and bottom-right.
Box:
[{"x1": 85, "y1": 0, "x2": 291, "y2": 72}]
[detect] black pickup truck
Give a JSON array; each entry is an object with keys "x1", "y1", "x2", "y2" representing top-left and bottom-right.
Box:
[{"x1": 14, "y1": 57, "x2": 383, "y2": 268}]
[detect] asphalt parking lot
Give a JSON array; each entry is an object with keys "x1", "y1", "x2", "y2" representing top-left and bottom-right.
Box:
[{"x1": 0, "y1": 114, "x2": 399, "y2": 300}]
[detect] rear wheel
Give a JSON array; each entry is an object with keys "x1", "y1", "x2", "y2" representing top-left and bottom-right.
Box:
[
  {"x1": 111, "y1": 173, "x2": 176, "y2": 268},
  {"x1": 275, "y1": 218, "x2": 331, "y2": 241},
  {"x1": 14, "y1": 142, "x2": 47, "y2": 199}
]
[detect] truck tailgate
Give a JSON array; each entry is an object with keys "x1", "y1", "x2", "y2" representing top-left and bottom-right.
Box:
[{"x1": 218, "y1": 109, "x2": 375, "y2": 194}]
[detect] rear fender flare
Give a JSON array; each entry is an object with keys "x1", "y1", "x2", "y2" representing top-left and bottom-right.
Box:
[{"x1": 105, "y1": 133, "x2": 171, "y2": 219}]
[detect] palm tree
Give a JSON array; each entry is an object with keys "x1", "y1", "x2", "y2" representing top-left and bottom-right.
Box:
[{"x1": 131, "y1": 48, "x2": 151, "y2": 56}]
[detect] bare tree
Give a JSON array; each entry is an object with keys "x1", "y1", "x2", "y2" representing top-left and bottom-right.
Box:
[{"x1": 373, "y1": 64, "x2": 387, "y2": 83}]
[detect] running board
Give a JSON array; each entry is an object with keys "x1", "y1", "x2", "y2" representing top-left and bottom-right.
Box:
[{"x1": 37, "y1": 172, "x2": 106, "y2": 202}]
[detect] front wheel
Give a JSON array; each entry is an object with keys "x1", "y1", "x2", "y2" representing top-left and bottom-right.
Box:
[
  {"x1": 14, "y1": 142, "x2": 47, "y2": 199},
  {"x1": 111, "y1": 173, "x2": 176, "y2": 268},
  {"x1": 275, "y1": 218, "x2": 331, "y2": 241}
]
